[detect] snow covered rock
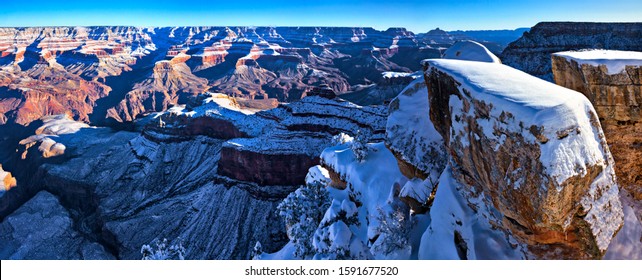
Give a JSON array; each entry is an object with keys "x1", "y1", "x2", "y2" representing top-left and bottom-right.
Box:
[
  {"x1": 217, "y1": 96, "x2": 386, "y2": 186},
  {"x1": 386, "y1": 77, "x2": 447, "y2": 212},
  {"x1": 552, "y1": 50, "x2": 642, "y2": 194},
  {"x1": 18, "y1": 114, "x2": 90, "y2": 159},
  {"x1": 0, "y1": 191, "x2": 114, "y2": 259},
  {"x1": 442, "y1": 40, "x2": 501, "y2": 63},
  {"x1": 423, "y1": 58, "x2": 624, "y2": 259}
]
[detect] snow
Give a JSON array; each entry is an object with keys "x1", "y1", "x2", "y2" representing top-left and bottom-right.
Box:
[
  {"x1": 305, "y1": 165, "x2": 331, "y2": 187},
  {"x1": 442, "y1": 40, "x2": 501, "y2": 63},
  {"x1": 603, "y1": 200, "x2": 642, "y2": 259},
  {"x1": 418, "y1": 167, "x2": 525, "y2": 259},
  {"x1": 554, "y1": 50, "x2": 642, "y2": 75},
  {"x1": 319, "y1": 141, "x2": 415, "y2": 259},
  {"x1": 18, "y1": 114, "x2": 94, "y2": 159},
  {"x1": 223, "y1": 131, "x2": 329, "y2": 156},
  {"x1": 381, "y1": 71, "x2": 422, "y2": 79},
  {"x1": 160, "y1": 93, "x2": 267, "y2": 137},
  {"x1": 386, "y1": 76, "x2": 446, "y2": 186},
  {"x1": 399, "y1": 178, "x2": 432, "y2": 207},
  {"x1": 329, "y1": 221, "x2": 352, "y2": 248}
]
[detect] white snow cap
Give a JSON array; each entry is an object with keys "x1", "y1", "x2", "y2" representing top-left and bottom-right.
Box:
[
  {"x1": 554, "y1": 49, "x2": 642, "y2": 75},
  {"x1": 442, "y1": 40, "x2": 501, "y2": 63}
]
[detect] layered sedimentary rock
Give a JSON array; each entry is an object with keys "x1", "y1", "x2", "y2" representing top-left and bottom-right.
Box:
[
  {"x1": 502, "y1": 22, "x2": 642, "y2": 81},
  {"x1": 217, "y1": 95, "x2": 387, "y2": 186},
  {"x1": 218, "y1": 133, "x2": 325, "y2": 186},
  {"x1": 107, "y1": 54, "x2": 210, "y2": 122},
  {"x1": 552, "y1": 50, "x2": 642, "y2": 194},
  {"x1": 422, "y1": 59, "x2": 624, "y2": 259},
  {"x1": 0, "y1": 26, "x2": 449, "y2": 125}
]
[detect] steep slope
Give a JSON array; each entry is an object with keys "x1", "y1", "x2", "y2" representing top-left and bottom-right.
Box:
[{"x1": 0, "y1": 191, "x2": 115, "y2": 259}]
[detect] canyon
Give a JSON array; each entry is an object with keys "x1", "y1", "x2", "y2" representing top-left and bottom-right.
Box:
[{"x1": 0, "y1": 23, "x2": 641, "y2": 260}]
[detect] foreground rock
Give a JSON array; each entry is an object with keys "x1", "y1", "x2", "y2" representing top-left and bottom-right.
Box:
[
  {"x1": 0, "y1": 191, "x2": 114, "y2": 259},
  {"x1": 502, "y1": 22, "x2": 642, "y2": 81},
  {"x1": 552, "y1": 50, "x2": 642, "y2": 195},
  {"x1": 422, "y1": 59, "x2": 624, "y2": 259}
]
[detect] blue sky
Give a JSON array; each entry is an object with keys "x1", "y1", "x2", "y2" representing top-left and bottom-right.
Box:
[{"x1": 1, "y1": 0, "x2": 640, "y2": 32}]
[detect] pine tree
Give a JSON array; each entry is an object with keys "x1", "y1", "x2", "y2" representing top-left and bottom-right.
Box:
[
  {"x1": 277, "y1": 181, "x2": 331, "y2": 259},
  {"x1": 351, "y1": 130, "x2": 370, "y2": 162}
]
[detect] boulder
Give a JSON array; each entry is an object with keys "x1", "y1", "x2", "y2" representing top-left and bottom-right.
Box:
[{"x1": 423, "y1": 58, "x2": 624, "y2": 259}]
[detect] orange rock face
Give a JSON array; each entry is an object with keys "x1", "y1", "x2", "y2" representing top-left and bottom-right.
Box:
[
  {"x1": 552, "y1": 54, "x2": 642, "y2": 196},
  {"x1": 0, "y1": 165, "x2": 17, "y2": 192}
]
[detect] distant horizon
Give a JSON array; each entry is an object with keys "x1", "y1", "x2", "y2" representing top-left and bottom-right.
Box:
[
  {"x1": 1, "y1": 0, "x2": 640, "y2": 32},
  {"x1": 0, "y1": 24, "x2": 537, "y2": 33}
]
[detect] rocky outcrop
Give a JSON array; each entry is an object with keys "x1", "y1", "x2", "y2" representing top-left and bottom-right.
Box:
[
  {"x1": 0, "y1": 164, "x2": 17, "y2": 193},
  {"x1": 216, "y1": 95, "x2": 386, "y2": 186},
  {"x1": 0, "y1": 191, "x2": 114, "y2": 259},
  {"x1": 502, "y1": 22, "x2": 642, "y2": 81},
  {"x1": 551, "y1": 50, "x2": 642, "y2": 194},
  {"x1": 551, "y1": 51, "x2": 642, "y2": 125},
  {"x1": 422, "y1": 59, "x2": 624, "y2": 259},
  {"x1": 218, "y1": 135, "x2": 322, "y2": 186}
]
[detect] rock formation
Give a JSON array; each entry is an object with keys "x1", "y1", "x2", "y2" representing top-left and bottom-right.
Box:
[
  {"x1": 421, "y1": 59, "x2": 624, "y2": 259},
  {"x1": 216, "y1": 95, "x2": 387, "y2": 186},
  {"x1": 0, "y1": 26, "x2": 453, "y2": 126},
  {"x1": 502, "y1": 22, "x2": 642, "y2": 81},
  {"x1": 551, "y1": 50, "x2": 642, "y2": 197},
  {"x1": 0, "y1": 164, "x2": 17, "y2": 193}
]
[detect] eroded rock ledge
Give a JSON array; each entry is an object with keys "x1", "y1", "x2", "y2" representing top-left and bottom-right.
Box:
[{"x1": 423, "y1": 58, "x2": 624, "y2": 259}]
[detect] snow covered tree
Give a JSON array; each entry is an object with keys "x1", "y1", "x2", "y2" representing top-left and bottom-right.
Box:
[
  {"x1": 277, "y1": 181, "x2": 331, "y2": 259},
  {"x1": 371, "y1": 205, "x2": 414, "y2": 259},
  {"x1": 331, "y1": 132, "x2": 353, "y2": 146},
  {"x1": 351, "y1": 130, "x2": 370, "y2": 162},
  {"x1": 251, "y1": 241, "x2": 263, "y2": 260},
  {"x1": 312, "y1": 196, "x2": 371, "y2": 260},
  {"x1": 141, "y1": 238, "x2": 186, "y2": 260}
]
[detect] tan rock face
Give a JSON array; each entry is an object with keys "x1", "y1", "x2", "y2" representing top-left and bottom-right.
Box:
[
  {"x1": 552, "y1": 55, "x2": 642, "y2": 194},
  {"x1": 0, "y1": 165, "x2": 17, "y2": 192},
  {"x1": 424, "y1": 59, "x2": 623, "y2": 259}
]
